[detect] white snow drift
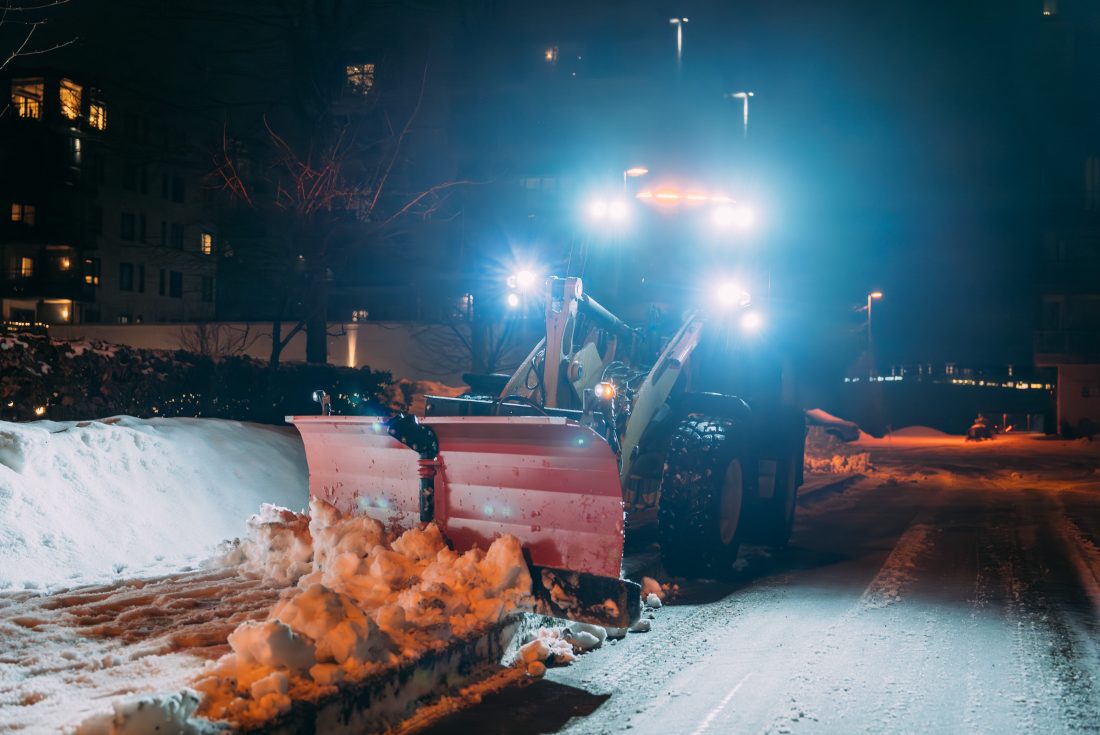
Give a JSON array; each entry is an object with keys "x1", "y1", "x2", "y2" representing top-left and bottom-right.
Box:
[{"x1": 0, "y1": 416, "x2": 308, "y2": 588}]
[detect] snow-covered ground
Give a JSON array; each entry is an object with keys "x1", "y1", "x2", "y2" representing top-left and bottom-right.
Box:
[{"x1": 0, "y1": 417, "x2": 308, "y2": 589}]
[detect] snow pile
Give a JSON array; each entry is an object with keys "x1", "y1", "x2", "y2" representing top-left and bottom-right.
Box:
[
  {"x1": 192, "y1": 498, "x2": 535, "y2": 728},
  {"x1": 0, "y1": 417, "x2": 307, "y2": 588},
  {"x1": 515, "y1": 580, "x2": 665, "y2": 678},
  {"x1": 805, "y1": 408, "x2": 861, "y2": 442},
  {"x1": 805, "y1": 426, "x2": 872, "y2": 475},
  {"x1": 223, "y1": 504, "x2": 313, "y2": 585}
]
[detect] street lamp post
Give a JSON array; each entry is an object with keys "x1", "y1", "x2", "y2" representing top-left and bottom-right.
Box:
[
  {"x1": 731, "y1": 91, "x2": 754, "y2": 138},
  {"x1": 867, "y1": 291, "x2": 883, "y2": 377},
  {"x1": 669, "y1": 17, "x2": 688, "y2": 67},
  {"x1": 623, "y1": 166, "x2": 648, "y2": 193}
]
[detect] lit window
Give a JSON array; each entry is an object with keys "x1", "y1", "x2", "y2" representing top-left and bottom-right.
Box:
[
  {"x1": 19, "y1": 257, "x2": 34, "y2": 277},
  {"x1": 88, "y1": 102, "x2": 106, "y2": 130},
  {"x1": 11, "y1": 203, "x2": 35, "y2": 225},
  {"x1": 346, "y1": 64, "x2": 375, "y2": 96},
  {"x1": 59, "y1": 79, "x2": 82, "y2": 120},
  {"x1": 545, "y1": 46, "x2": 559, "y2": 63},
  {"x1": 84, "y1": 257, "x2": 101, "y2": 286},
  {"x1": 200, "y1": 231, "x2": 214, "y2": 255},
  {"x1": 11, "y1": 78, "x2": 43, "y2": 119},
  {"x1": 57, "y1": 256, "x2": 72, "y2": 271}
]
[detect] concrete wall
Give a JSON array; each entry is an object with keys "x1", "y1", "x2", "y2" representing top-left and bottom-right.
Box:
[
  {"x1": 48, "y1": 321, "x2": 526, "y2": 385},
  {"x1": 1057, "y1": 364, "x2": 1100, "y2": 433}
]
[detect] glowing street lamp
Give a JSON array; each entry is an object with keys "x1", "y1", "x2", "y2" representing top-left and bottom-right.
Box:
[
  {"x1": 623, "y1": 166, "x2": 649, "y2": 193},
  {"x1": 731, "y1": 91, "x2": 754, "y2": 138},
  {"x1": 669, "y1": 17, "x2": 689, "y2": 67},
  {"x1": 867, "y1": 291, "x2": 883, "y2": 377}
]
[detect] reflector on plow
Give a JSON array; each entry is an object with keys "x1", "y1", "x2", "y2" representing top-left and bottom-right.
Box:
[{"x1": 289, "y1": 415, "x2": 640, "y2": 627}]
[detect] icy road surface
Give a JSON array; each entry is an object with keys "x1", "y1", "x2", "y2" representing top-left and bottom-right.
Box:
[{"x1": 418, "y1": 434, "x2": 1100, "y2": 734}]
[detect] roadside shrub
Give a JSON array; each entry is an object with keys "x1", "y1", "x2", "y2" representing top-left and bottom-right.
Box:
[{"x1": 0, "y1": 331, "x2": 391, "y2": 424}]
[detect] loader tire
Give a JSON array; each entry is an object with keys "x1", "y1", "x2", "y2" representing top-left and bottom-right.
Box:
[{"x1": 658, "y1": 416, "x2": 750, "y2": 578}]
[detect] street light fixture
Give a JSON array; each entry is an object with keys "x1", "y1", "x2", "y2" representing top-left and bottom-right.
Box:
[
  {"x1": 731, "y1": 91, "x2": 754, "y2": 138},
  {"x1": 623, "y1": 166, "x2": 649, "y2": 193},
  {"x1": 669, "y1": 17, "x2": 689, "y2": 66},
  {"x1": 867, "y1": 291, "x2": 883, "y2": 377}
]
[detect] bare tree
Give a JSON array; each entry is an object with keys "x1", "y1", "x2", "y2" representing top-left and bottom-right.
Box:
[
  {"x1": 0, "y1": 0, "x2": 71, "y2": 70},
  {"x1": 168, "y1": 1, "x2": 471, "y2": 369},
  {"x1": 409, "y1": 312, "x2": 535, "y2": 380},
  {"x1": 176, "y1": 322, "x2": 260, "y2": 359}
]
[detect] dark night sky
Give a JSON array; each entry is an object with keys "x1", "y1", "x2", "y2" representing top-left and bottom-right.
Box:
[
  {"x1": 41, "y1": 0, "x2": 1044, "y2": 368},
  {"x1": 682, "y1": 0, "x2": 1040, "y2": 368}
]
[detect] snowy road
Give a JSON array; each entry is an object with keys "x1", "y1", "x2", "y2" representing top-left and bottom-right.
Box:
[{"x1": 417, "y1": 435, "x2": 1100, "y2": 734}]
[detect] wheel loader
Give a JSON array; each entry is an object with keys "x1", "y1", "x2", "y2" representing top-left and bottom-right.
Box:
[{"x1": 290, "y1": 276, "x2": 806, "y2": 628}]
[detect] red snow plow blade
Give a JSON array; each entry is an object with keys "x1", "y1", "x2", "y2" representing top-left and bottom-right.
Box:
[{"x1": 289, "y1": 415, "x2": 640, "y2": 627}]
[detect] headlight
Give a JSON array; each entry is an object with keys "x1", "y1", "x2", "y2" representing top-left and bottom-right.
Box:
[
  {"x1": 714, "y1": 282, "x2": 751, "y2": 308},
  {"x1": 739, "y1": 311, "x2": 763, "y2": 332}
]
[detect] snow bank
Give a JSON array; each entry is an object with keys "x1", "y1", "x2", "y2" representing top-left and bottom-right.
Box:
[
  {"x1": 192, "y1": 498, "x2": 534, "y2": 729},
  {"x1": 805, "y1": 408, "x2": 861, "y2": 443},
  {"x1": 0, "y1": 417, "x2": 307, "y2": 588},
  {"x1": 805, "y1": 426, "x2": 872, "y2": 475}
]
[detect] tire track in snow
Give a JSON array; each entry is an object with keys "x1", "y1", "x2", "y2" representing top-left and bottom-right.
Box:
[
  {"x1": 992, "y1": 490, "x2": 1100, "y2": 733},
  {"x1": 757, "y1": 500, "x2": 942, "y2": 734},
  {"x1": 1050, "y1": 499, "x2": 1100, "y2": 616},
  {"x1": 854, "y1": 522, "x2": 933, "y2": 611},
  {"x1": 689, "y1": 672, "x2": 752, "y2": 735}
]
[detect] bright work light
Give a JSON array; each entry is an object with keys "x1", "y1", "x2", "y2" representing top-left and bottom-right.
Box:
[
  {"x1": 740, "y1": 311, "x2": 763, "y2": 332},
  {"x1": 715, "y1": 282, "x2": 751, "y2": 308}
]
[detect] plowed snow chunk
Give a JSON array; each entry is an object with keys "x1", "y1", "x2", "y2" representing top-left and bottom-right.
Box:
[
  {"x1": 75, "y1": 689, "x2": 218, "y2": 735},
  {"x1": 629, "y1": 619, "x2": 652, "y2": 633},
  {"x1": 567, "y1": 622, "x2": 607, "y2": 651},
  {"x1": 191, "y1": 497, "x2": 534, "y2": 729},
  {"x1": 226, "y1": 505, "x2": 313, "y2": 585},
  {"x1": 645, "y1": 592, "x2": 663, "y2": 609},
  {"x1": 517, "y1": 627, "x2": 577, "y2": 672}
]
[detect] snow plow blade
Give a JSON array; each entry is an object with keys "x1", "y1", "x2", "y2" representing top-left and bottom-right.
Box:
[{"x1": 289, "y1": 414, "x2": 638, "y2": 628}]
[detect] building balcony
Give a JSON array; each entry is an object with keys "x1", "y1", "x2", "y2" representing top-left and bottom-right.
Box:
[
  {"x1": 1035, "y1": 329, "x2": 1100, "y2": 365},
  {"x1": 0, "y1": 270, "x2": 93, "y2": 303}
]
